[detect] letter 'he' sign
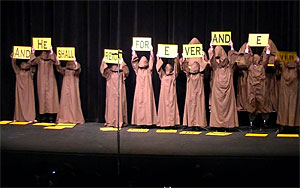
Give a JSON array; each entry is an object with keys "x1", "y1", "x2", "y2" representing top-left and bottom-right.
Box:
[
  {"x1": 132, "y1": 37, "x2": 152, "y2": 51},
  {"x1": 57, "y1": 47, "x2": 75, "y2": 61},
  {"x1": 32, "y1": 37, "x2": 51, "y2": 50},
  {"x1": 13, "y1": 46, "x2": 31, "y2": 59},
  {"x1": 182, "y1": 44, "x2": 203, "y2": 58},
  {"x1": 104, "y1": 49, "x2": 123, "y2": 64},
  {"x1": 276, "y1": 51, "x2": 297, "y2": 63},
  {"x1": 248, "y1": 34, "x2": 269, "y2": 47},
  {"x1": 211, "y1": 31, "x2": 231, "y2": 45},
  {"x1": 157, "y1": 44, "x2": 178, "y2": 58}
]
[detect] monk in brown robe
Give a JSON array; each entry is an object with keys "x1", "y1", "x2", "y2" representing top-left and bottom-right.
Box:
[
  {"x1": 56, "y1": 58, "x2": 85, "y2": 124},
  {"x1": 10, "y1": 51, "x2": 36, "y2": 123},
  {"x1": 208, "y1": 43, "x2": 239, "y2": 129},
  {"x1": 156, "y1": 54, "x2": 180, "y2": 127},
  {"x1": 235, "y1": 43, "x2": 253, "y2": 112},
  {"x1": 31, "y1": 46, "x2": 59, "y2": 122},
  {"x1": 100, "y1": 57, "x2": 129, "y2": 127},
  {"x1": 248, "y1": 47, "x2": 269, "y2": 127},
  {"x1": 131, "y1": 47, "x2": 158, "y2": 126},
  {"x1": 262, "y1": 39, "x2": 279, "y2": 116},
  {"x1": 275, "y1": 55, "x2": 300, "y2": 129},
  {"x1": 180, "y1": 38, "x2": 209, "y2": 129}
]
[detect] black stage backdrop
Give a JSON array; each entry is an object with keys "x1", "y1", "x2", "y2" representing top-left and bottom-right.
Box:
[{"x1": 1, "y1": 1, "x2": 299, "y2": 123}]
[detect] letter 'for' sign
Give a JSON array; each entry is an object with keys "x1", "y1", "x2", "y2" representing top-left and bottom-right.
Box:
[{"x1": 132, "y1": 37, "x2": 152, "y2": 51}]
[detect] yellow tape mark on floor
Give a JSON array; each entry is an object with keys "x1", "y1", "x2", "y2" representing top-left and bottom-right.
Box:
[
  {"x1": 0, "y1": 121, "x2": 12, "y2": 125},
  {"x1": 33, "y1": 123, "x2": 56, "y2": 126},
  {"x1": 100, "y1": 127, "x2": 120, "y2": 131},
  {"x1": 277, "y1": 134, "x2": 299, "y2": 138},
  {"x1": 44, "y1": 126, "x2": 65, "y2": 130},
  {"x1": 245, "y1": 133, "x2": 268, "y2": 137},
  {"x1": 179, "y1": 131, "x2": 202, "y2": 135},
  {"x1": 127, "y1": 128, "x2": 149, "y2": 133},
  {"x1": 206, "y1": 132, "x2": 232, "y2": 136},
  {"x1": 156, "y1": 129, "x2": 177, "y2": 133},
  {"x1": 10, "y1": 122, "x2": 29, "y2": 125},
  {"x1": 56, "y1": 123, "x2": 77, "y2": 126}
]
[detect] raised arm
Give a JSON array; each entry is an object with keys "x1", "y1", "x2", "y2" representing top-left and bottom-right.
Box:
[
  {"x1": 10, "y1": 53, "x2": 19, "y2": 74},
  {"x1": 55, "y1": 59, "x2": 65, "y2": 75},
  {"x1": 74, "y1": 60, "x2": 81, "y2": 77},
  {"x1": 148, "y1": 46, "x2": 154, "y2": 71},
  {"x1": 121, "y1": 59, "x2": 129, "y2": 80},
  {"x1": 131, "y1": 48, "x2": 139, "y2": 74},
  {"x1": 156, "y1": 55, "x2": 164, "y2": 79},
  {"x1": 100, "y1": 58, "x2": 111, "y2": 79},
  {"x1": 174, "y1": 54, "x2": 180, "y2": 77}
]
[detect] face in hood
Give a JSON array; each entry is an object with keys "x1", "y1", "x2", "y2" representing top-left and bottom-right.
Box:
[
  {"x1": 138, "y1": 56, "x2": 149, "y2": 68},
  {"x1": 110, "y1": 64, "x2": 122, "y2": 72},
  {"x1": 165, "y1": 63, "x2": 174, "y2": 75},
  {"x1": 20, "y1": 62, "x2": 31, "y2": 70},
  {"x1": 66, "y1": 61, "x2": 75, "y2": 69}
]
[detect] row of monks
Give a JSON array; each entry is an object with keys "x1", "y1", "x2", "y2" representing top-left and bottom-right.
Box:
[
  {"x1": 11, "y1": 38, "x2": 299, "y2": 129},
  {"x1": 101, "y1": 38, "x2": 300, "y2": 129}
]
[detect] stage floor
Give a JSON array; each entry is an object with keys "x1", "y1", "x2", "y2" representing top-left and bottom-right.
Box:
[
  {"x1": 1, "y1": 123, "x2": 299, "y2": 187},
  {"x1": 1, "y1": 122, "x2": 299, "y2": 157}
]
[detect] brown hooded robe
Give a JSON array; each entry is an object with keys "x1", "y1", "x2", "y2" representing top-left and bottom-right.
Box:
[
  {"x1": 208, "y1": 46, "x2": 239, "y2": 128},
  {"x1": 276, "y1": 58, "x2": 300, "y2": 127},
  {"x1": 131, "y1": 54, "x2": 158, "y2": 126},
  {"x1": 12, "y1": 53, "x2": 36, "y2": 122},
  {"x1": 31, "y1": 52, "x2": 59, "y2": 114},
  {"x1": 234, "y1": 43, "x2": 253, "y2": 111},
  {"x1": 56, "y1": 61, "x2": 85, "y2": 124},
  {"x1": 180, "y1": 38, "x2": 208, "y2": 127},
  {"x1": 246, "y1": 53, "x2": 269, "y2": 114},
  {"x1": 100, "y1": 61, "x2": 129, "y2": 127},
  {"x1": 262, "y1": 39, "x2": 279, "y2": 113},
  {"x1": 156, "y1": 56, "x2": 180, "y2": 127}
]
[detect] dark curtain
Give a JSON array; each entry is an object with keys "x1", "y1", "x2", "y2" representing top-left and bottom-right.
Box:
[{"x1": 1, "y1": 0, "x2": 299, "y2": 124}]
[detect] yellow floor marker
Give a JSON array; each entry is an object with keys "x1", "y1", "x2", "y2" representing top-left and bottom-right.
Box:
[
  {"x1": 10, "y1": 122, "x2": 30, "y2": 125},
  {"x1": 156, "y1": 129, "x2": 177, "y2": 133},
  {"x1": 100, "y1": 127, "x2": 120, "y2": 132},
  {"x1": 44, "y1": 126, "x2": 65, "y2": 130},
  {"x1": 33, "y1": 122, "x2": 56, "y2": 126},
  {"x1": 56, "y1": 123, "x2": 77, "y2": 126},
  {"x1": 179, "y1": 131, "x2": 202, "y2": 135},
  {"x1": 245, "y1": 133, "x2": 268, "y2": 137},
  {"x1": 127, "y1": 128, "x2": 149, "y2": 133},
  {"x1": 206, "y1": 132, "x2": 232, "y2": 136},
  {"x1": 277, "y1": 134, "x2": 299, "y2": 138},
  {"x1": 0, "y1": 121, "x2": 12, "y2": 125}
]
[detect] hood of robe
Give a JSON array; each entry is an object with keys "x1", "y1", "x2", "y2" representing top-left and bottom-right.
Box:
[
  {"x1": 138, "y1": 56, "x2": 149, "y2": 68},
  {"x1": 215, "y1": 45, "x2": 228, "y2": 67},
  {"x1": 239, "y1": 43, "x2": 253, "y2": 55},
  {"x1": 111, "y1": 64, "x2": 122, "y2": 72},
  {"x1": 20, "y1": 62, "x2": 31, "y2": 70},
  {"x1": 264, "y1": 39, "x2": 278, "y2": 56},
  {"x1": 189, "y1": 37, "x2": 201, "y2": 44},
  {"x1": 253, "y1": 54, "x2": 261, "y2": 65},
  {"x1": 40, "y1": 51, "x2": 50, "y2": 60},
  {"x1": 66, "y1": 61, "x2": 76, "y2": 69},
  {"x1": 165, "y1": 63, "x2": 174, "y2": 75}
]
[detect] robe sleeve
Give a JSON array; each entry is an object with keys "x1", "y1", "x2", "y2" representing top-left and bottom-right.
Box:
[
  {"x1": 261, "y1": 51, "x2": 270, "y2": 68},
  {"x1": 131, "y1": 54, "x2": 139, "y2": 75},
  {"x1": 228, "y1": 50, "x2": 238, "y2": 69},
  {"x1": 49, "y1": 52, "x2": 57, "y2": 64},
  {"x1": 30, "y1": 56, "x2": 40, "y2": 66},
  {"x1": 174, "y1": 56, "x2": 180, "y2": 78},
  {"x1": 180, "y1": 60, "x2": 190, "y2": 76},
  {"x1": 100, "y1": 60, "x2": 111, "y2": 80},
  {"x1": 200, "y1": 52, "x2": 209, "y2": 72},
  {"x1": 28, "y1": 53, "x2": 37, "y2": 78},
  {"x1": 121, "y1": 61, "x2": 129, "y2": 80},
  {"x1": 11, "y1": 58, "x2": 20, "y2": 74},
  {"x1": 149, "y1": 54, "x2": 154, "y2": 72},
  {"x1": 156, "y1": 57, "x2": 164, "y2": 79},
  {"x1": 208, "y1": 50, "x2": 217, "y2": 70},
  {"x1": 56, "y1": 64, "x2": 65, "y2": 75},
  {"x1": 74, "y1": 63, "x2": 81, "y2": 77}
]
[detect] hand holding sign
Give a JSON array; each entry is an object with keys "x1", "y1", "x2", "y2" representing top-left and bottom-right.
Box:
[
  {"x1": 229, "y1": 40, "x2": 234, "y2": 50},
  {"x1": 266, "y1": 45, "x2": 270, "y2": 55},
  {"x1": 50, "y1": 46, "x2": 53, "y2": 55},
  {"x1": 31, "y1": 46, "x2": 35, "y2": 54}
]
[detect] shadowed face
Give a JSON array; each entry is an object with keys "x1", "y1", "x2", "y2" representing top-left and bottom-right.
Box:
[
  {"x1": 165, "y1": 64, "x2": 174, "y2": 75},
  {"x1": 20, "y1": 62, "x2": 31, "y2": 70},
  {"x1": 138, "y1": 56, "x2": 149, "y2": 68}
]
